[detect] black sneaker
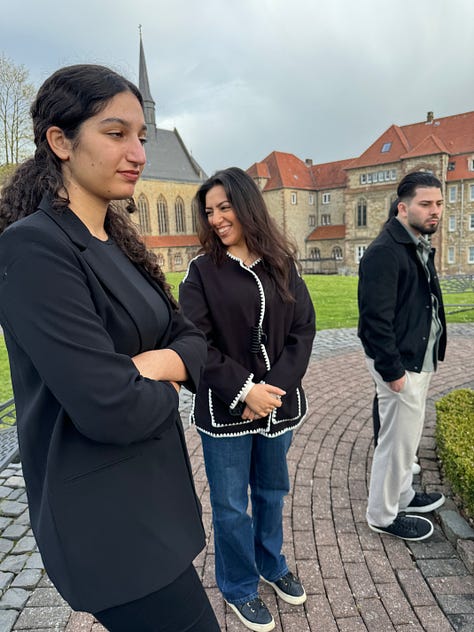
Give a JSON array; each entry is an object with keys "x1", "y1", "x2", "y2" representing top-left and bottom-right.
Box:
[
  {"x1": 402, "y1": 491, "x2": 445, "y2": 513},
  {"x1": 226, "y1": 597, "x2": 275, "y2": 632},
  {"x1": 369, "y1": 514, "x2": 434, "y2": 540},
  {"x1": 262, "y1": 571, "x2": 307, "y2": 605}
]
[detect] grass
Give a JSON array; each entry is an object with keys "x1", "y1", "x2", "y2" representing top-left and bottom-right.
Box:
[{"x1": 1, "y1": 274, "x2": 473, "y2": 404}]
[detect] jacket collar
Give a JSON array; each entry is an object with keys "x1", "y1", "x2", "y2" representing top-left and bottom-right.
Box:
[
  {"x1": 37, "y1": 194, "x2": 172, "y2": 351},
  {"x1": 385, "y1": 216, "x2": 437, "y2": 258}
]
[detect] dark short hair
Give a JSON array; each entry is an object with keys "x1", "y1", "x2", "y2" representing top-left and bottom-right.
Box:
[{"x1": 397, "y1": 171, "x2": 442, "y2": 201}]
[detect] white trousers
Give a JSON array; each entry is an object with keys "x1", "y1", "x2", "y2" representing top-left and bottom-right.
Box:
[{"x1": 365, "y1": 358, "x2": 433, "y2": 527}]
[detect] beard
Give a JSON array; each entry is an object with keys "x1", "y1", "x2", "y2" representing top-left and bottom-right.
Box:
[{"x1": 409, "y1": 219, "x2": 439, "y2": 235}]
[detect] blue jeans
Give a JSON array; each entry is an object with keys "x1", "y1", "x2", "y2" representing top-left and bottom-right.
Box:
[{"x1": 199, "y1": 431, "x2": 292, "y2": 605}]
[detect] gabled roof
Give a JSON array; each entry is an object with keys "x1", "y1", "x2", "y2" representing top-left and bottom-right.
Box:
[
  {"x1": 144, "y1": 235, "x2": 200, "y2": 248},
  {"x1": 138, "y1": 35, "x2": 206, "y2": 184},
  {"x1": 306, "y1": 225, "x2": 346, "y2": 241},
  {"x1": 311, "y1": 158, "x2": 353, "y2": 189},
  {"x1": 446, "y1": 154, "x2": 474, "y2": 181},
  {"x1": 348, "y1": 111, "x2": 474, "y2": 169},
  {"x1": 248, "y1": 151, "x2": 316, "y2": 191}
]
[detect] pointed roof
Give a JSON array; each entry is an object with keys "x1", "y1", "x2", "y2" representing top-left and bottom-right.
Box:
[
  {"x1": 139, "y1": 32, "x2": 156, "y2": 128},
  {"x1": 348, "y1": 111, "x2": 474, "y2": 169},
  {"x1": 311, "y1": 158, "x2": 353, "y2": 190},
  {"x1": 247, "y1": 151, "x2": 315, "y2": 191},
  {"x1": 137, "y1": 34, "x2": 206, "y2": 183}
]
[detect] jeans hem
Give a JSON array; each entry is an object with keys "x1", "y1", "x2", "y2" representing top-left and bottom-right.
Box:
[{"x1": 226, "y1": 591, "x2": 260, "y2": 606}]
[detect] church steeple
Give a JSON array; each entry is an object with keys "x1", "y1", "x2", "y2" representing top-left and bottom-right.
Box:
[{"x1": 138, "y1": 27, "x2": 156, "y2": 128}]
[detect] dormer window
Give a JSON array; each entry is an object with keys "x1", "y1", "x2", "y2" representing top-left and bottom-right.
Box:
[
  {"x1": 448, "y1": 161, "x2": 456, "y2": 171},
  {"x1": 381, "y1": 142, "x2": 392, "y2": 153}
]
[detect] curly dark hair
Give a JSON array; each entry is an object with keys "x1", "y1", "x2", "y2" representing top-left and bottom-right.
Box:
[
  {"x1": 195, "y1": 167, "x2": 299, "y2": 302},
  {"x1": 0, "y1": 63, "x2": 177, "y2": 309}
]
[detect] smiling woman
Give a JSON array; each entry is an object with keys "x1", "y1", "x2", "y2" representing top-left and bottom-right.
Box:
[{"x1": 0, "y1": 65, "x2": 219, "y2": 632}]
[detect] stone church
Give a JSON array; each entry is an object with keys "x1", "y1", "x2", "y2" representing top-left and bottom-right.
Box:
[{"x1": 131, "y1": 35, "x2": 206, "y2": 272}]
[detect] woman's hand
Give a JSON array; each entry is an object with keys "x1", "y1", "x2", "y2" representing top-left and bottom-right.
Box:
[
  {"x1": 242, "y1": 383, "x2": 286, "y2": 420},
  {"x1": 131, "y1": 349, "x2": 188, "y2": 382}
]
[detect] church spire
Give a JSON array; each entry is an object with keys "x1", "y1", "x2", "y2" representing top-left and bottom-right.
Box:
[{"x1": 138, "y1": 26, "x2": 156, "y2": 128}]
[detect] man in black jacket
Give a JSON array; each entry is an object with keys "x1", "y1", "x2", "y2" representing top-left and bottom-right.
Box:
[{"x1": 358, "y1": 172, "x2": 447, "y2": 541}]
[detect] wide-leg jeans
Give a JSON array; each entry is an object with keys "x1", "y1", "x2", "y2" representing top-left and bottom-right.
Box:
[{"x1": 199, "y1": 430, "x2": 292, "y2": 605}]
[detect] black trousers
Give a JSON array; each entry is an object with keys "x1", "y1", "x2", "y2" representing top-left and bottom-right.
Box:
[{"x1": 94, "y1": 565, "x2": 221, "y2": 632}]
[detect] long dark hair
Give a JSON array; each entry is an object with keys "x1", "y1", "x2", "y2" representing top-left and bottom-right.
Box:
[
  {"x1": 0, "y1": 64, "x2": 177, "y2": 308},
  {"x1": 195, "y1": 167, "x2": 298, "y2": 302}
]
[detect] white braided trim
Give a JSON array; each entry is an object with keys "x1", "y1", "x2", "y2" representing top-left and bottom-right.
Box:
[
  {"x1": 230, "y1": 374, "x2": 254, "y2": 409},
  {"x1": 272, "y1": 388, "x2": 303, "y2": 424}
]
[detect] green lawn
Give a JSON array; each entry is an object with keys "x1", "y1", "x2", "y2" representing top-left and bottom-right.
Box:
[{"x1": 1, "y1": 274, "x2": 473, "y2": 403}]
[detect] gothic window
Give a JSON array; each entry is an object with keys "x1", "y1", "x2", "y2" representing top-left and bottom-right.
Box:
[
  {"x1": 191, "y1": 198, "x2": 199, "y2": 233},
  {"x1": 137, "y1": 194, "x2": 151, "y2": 234},
  {"x1": 357, "y1": 198, "x2": 367, "y2": 227},
  {"x1": 157, "y1": 195, "x2": 169, "y2": 235},
  {"x1": 309, "y1": 248, "x2": 320, "y2": 260},
  {"x1": 332, "y1": 246, "x2": 343, "y2": 260},
  {"x1": 175, "y1": 197, "x2": 186, "y2": 233}
]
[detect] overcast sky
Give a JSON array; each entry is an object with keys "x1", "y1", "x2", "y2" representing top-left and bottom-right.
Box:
[{"x1": 2, "y1": 0, "x2": 474, "y2": 175}]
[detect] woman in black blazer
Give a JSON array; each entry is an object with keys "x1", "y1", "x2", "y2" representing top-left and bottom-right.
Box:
[{"x1": 0, "y1": 65, "x2": 219, "y2": 632}]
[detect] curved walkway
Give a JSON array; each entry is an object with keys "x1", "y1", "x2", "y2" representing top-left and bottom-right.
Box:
[{"x1": 0, "y1": 324, "x2": 473, "y2": 631}]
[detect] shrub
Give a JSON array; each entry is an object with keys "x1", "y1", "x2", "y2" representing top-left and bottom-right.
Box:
[{"x1": 436, "y1": 389, "x2": 474, "y2": 517}]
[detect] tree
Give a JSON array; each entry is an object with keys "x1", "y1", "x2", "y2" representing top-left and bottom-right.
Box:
[{"x1": 0, "y1": 53, "x2": 35, "y2": 165}]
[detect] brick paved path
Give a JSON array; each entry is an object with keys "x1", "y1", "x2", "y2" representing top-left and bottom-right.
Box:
[{"x1": 0, "y1": 325, "x2": 473, "y2": 631}]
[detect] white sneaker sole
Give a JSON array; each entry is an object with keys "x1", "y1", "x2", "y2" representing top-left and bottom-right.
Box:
[
  {"x1": 402, "y1": 493, "x2": 446, "y2": 514},
  {"x1": 261, "y1": 576, "x2": 307, "y2": 605},
  {"x1": 369, "y1": 515, "x2": 434, "y2": 541},
  {"x1": 226, "y1": 601, "x2": 275, "y2": 632}
]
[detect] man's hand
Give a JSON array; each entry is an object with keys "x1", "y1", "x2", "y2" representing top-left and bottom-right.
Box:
[{"x1": 388, "y1": 374, "x2": 406, "y2": 392}]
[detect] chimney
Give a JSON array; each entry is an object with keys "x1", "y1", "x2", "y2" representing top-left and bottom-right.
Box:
[
  {"x1": 305, "y1": 158, "x2": 313, "y2": 167},
  {"x1": 426, "y1": 111, "x2": 434, "y2": 123}
]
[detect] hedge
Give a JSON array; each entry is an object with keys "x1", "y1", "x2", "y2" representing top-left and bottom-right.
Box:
[{"x1": 435, "y1": 388, "x2": 474, "y2": 517}]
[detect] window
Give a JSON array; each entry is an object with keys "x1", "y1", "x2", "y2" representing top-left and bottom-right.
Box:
[
  {"x1": 309, "y1": 194, "x2": 315, "y2": 205},
  {"x1": 157, "y1": 254, "x2": 165, "y2": 267},
  {"x1": 470, "y1": 159, "x2": 474, "y2": 171},
  {"x1": 157, "y1": 195, "x2": 169, "y2": 234},
  {"x1": 308, "y1": 214, "x2": 316, "y2": 227},
  {"x1": 137, "y1": 194, "x2": 151, "y2": 234},
  {"x1": 357, "y1": 199, "x2": 367, "y2": 227},
  {"x1": 469, "y1": 247, "x2": 474, "y2": 264},
  {"x1": 448, "y1": 161, "x2": 456, "y2": 171},
  {"x1": 372, "y1": 172, "x2": 378, "y2": 183},
  {"x1": 390, "y1": 169, "x2": 397, "y2": 180},
  {"x1": 175, "y1": 197, "x2": 186, "y2": 233},
  {"x1": 360, "y1": 174, "x2": 367, "y2": 185},
  {"x1": 191, "y1": 199, "x2": 199, "y2": 233},
  {"x1": 448, "y1": 216, "x2": 456, "y2": 232},
  {"x1": 332, "y1": 246, "x2": 343, "y2": 260},
  {"x1": 470, "y1": 214, "x2": 474, "y2": 231},
  {"x1": 322, "y1": 193, "x2": 331, "y2": 204},
  {"x1": 448, "y1": 186, "x2": 457, "y2": 203},
  {"x1": 290, "y1": 192, "x2": 297, "y2": 205},
  {"x1": 174, "y1": 254, "x2": 183, "y2": 266},
  {"x1": 381, "y1": 142, "x2": 392, "y2": 153},
  {"x1": 366, "y1": 173, "x2": 372, "y2": 184},
  {"x1": 321, "y1": 214, "x2": 331, "y2": 225},
  {"x1": 356, "y1": 245, "x2": 367, "y2": 263},
  {"x1": 378, "y1": 171, "x2": 384, "y2": 182},
  {"x1": 309, "y1": 248, "x2": 320, "y2": 260},
  {"x1": 384, "y1": 171, "x2": 391, "y2": 182},
  {"x1": 470, "y1": 185, "x2": 474, "y2": 201},
  {"x1": 448, "y1": 247, "x2": 455, "y2": 264}
]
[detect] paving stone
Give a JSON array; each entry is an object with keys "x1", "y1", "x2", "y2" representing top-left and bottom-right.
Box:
[
  {"x1": 14, "y1": 511, "x2": 30, "y2": 527},
  {"x1": 26, "y1": 587, "x2": 68, "y2": 608},
  {"x1": 439, "y1": 509, "x2": 474, "y2": 545},
  {"x1": 417, "y1": 557, "x2": 470, "y2": 577},
  {"x1": 0, "y1": 488, "x2": 12, "y2": 500},
  {"x1": 11, "y1": 569, "x2": 42, "y2": 589},
  {"x1": 449, "y1": 613, "x2": 474, "y2": 631},
  {"x1": 1, "y1": 526, "x2": 28, "y2": 542},
  {"x1": 0, "y1": 572, "x2": 13, "y2": 592},
  {"x1": 5, "y1": 492, "x2": 23, "y2": 504},
  {"x1": 0, "y1": 588, "x2": 30, "y2": 610},
  {"x1": 414, "y1": 605, "x2": 454, "y2": 631},
  {"x1": 64, "y1": 611, "x2": 96, "y2": 632},
  {"x1": 458, "y1": 540, "x2": 474, "y2": 574},
  {"x1": 396, "y1": 569, "x2": 436, "y2": 607},
  {"x1": 0, "y1": 555, "x2": 28, "y2": 575},
  {"x1": 0, "y1": 609, "x2": 18, "y2": 632},
  {"x1": 10, "y1": 537, "x2": 36, "y2": 555},
  {"x1": 0, "y1": 503, "x2": 24, "y2": 519},
  {"x1": 437, "y1": 594, "x2": 474, "y2": 614},
  {"x1": 24, "y1": 553, "x2": 43, "y2": 569},
  {"x1": 427, "y1": 575, "x2": 474, "y2": 595},
  {"x1": 0, "y1": 540, "x2": 14, "y2": 555},
  {"x1": 4, "y1": 478, "x2": 24, "y2": 490},
  {"x1": 13, "y1": 606, "x2": 71, "y2": 629}
]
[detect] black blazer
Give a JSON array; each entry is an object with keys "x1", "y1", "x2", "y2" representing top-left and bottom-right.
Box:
[
  {"x1": 358, "y1": 217, "x2": 446, "y2": 382},
  {"x1": 0, "y1": 196, "x2": 207, "y2": 613}
]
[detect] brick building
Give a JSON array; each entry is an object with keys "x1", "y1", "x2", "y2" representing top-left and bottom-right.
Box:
[{"x1": 247, "y1": 110, "x2": 474, "y2": 276}]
